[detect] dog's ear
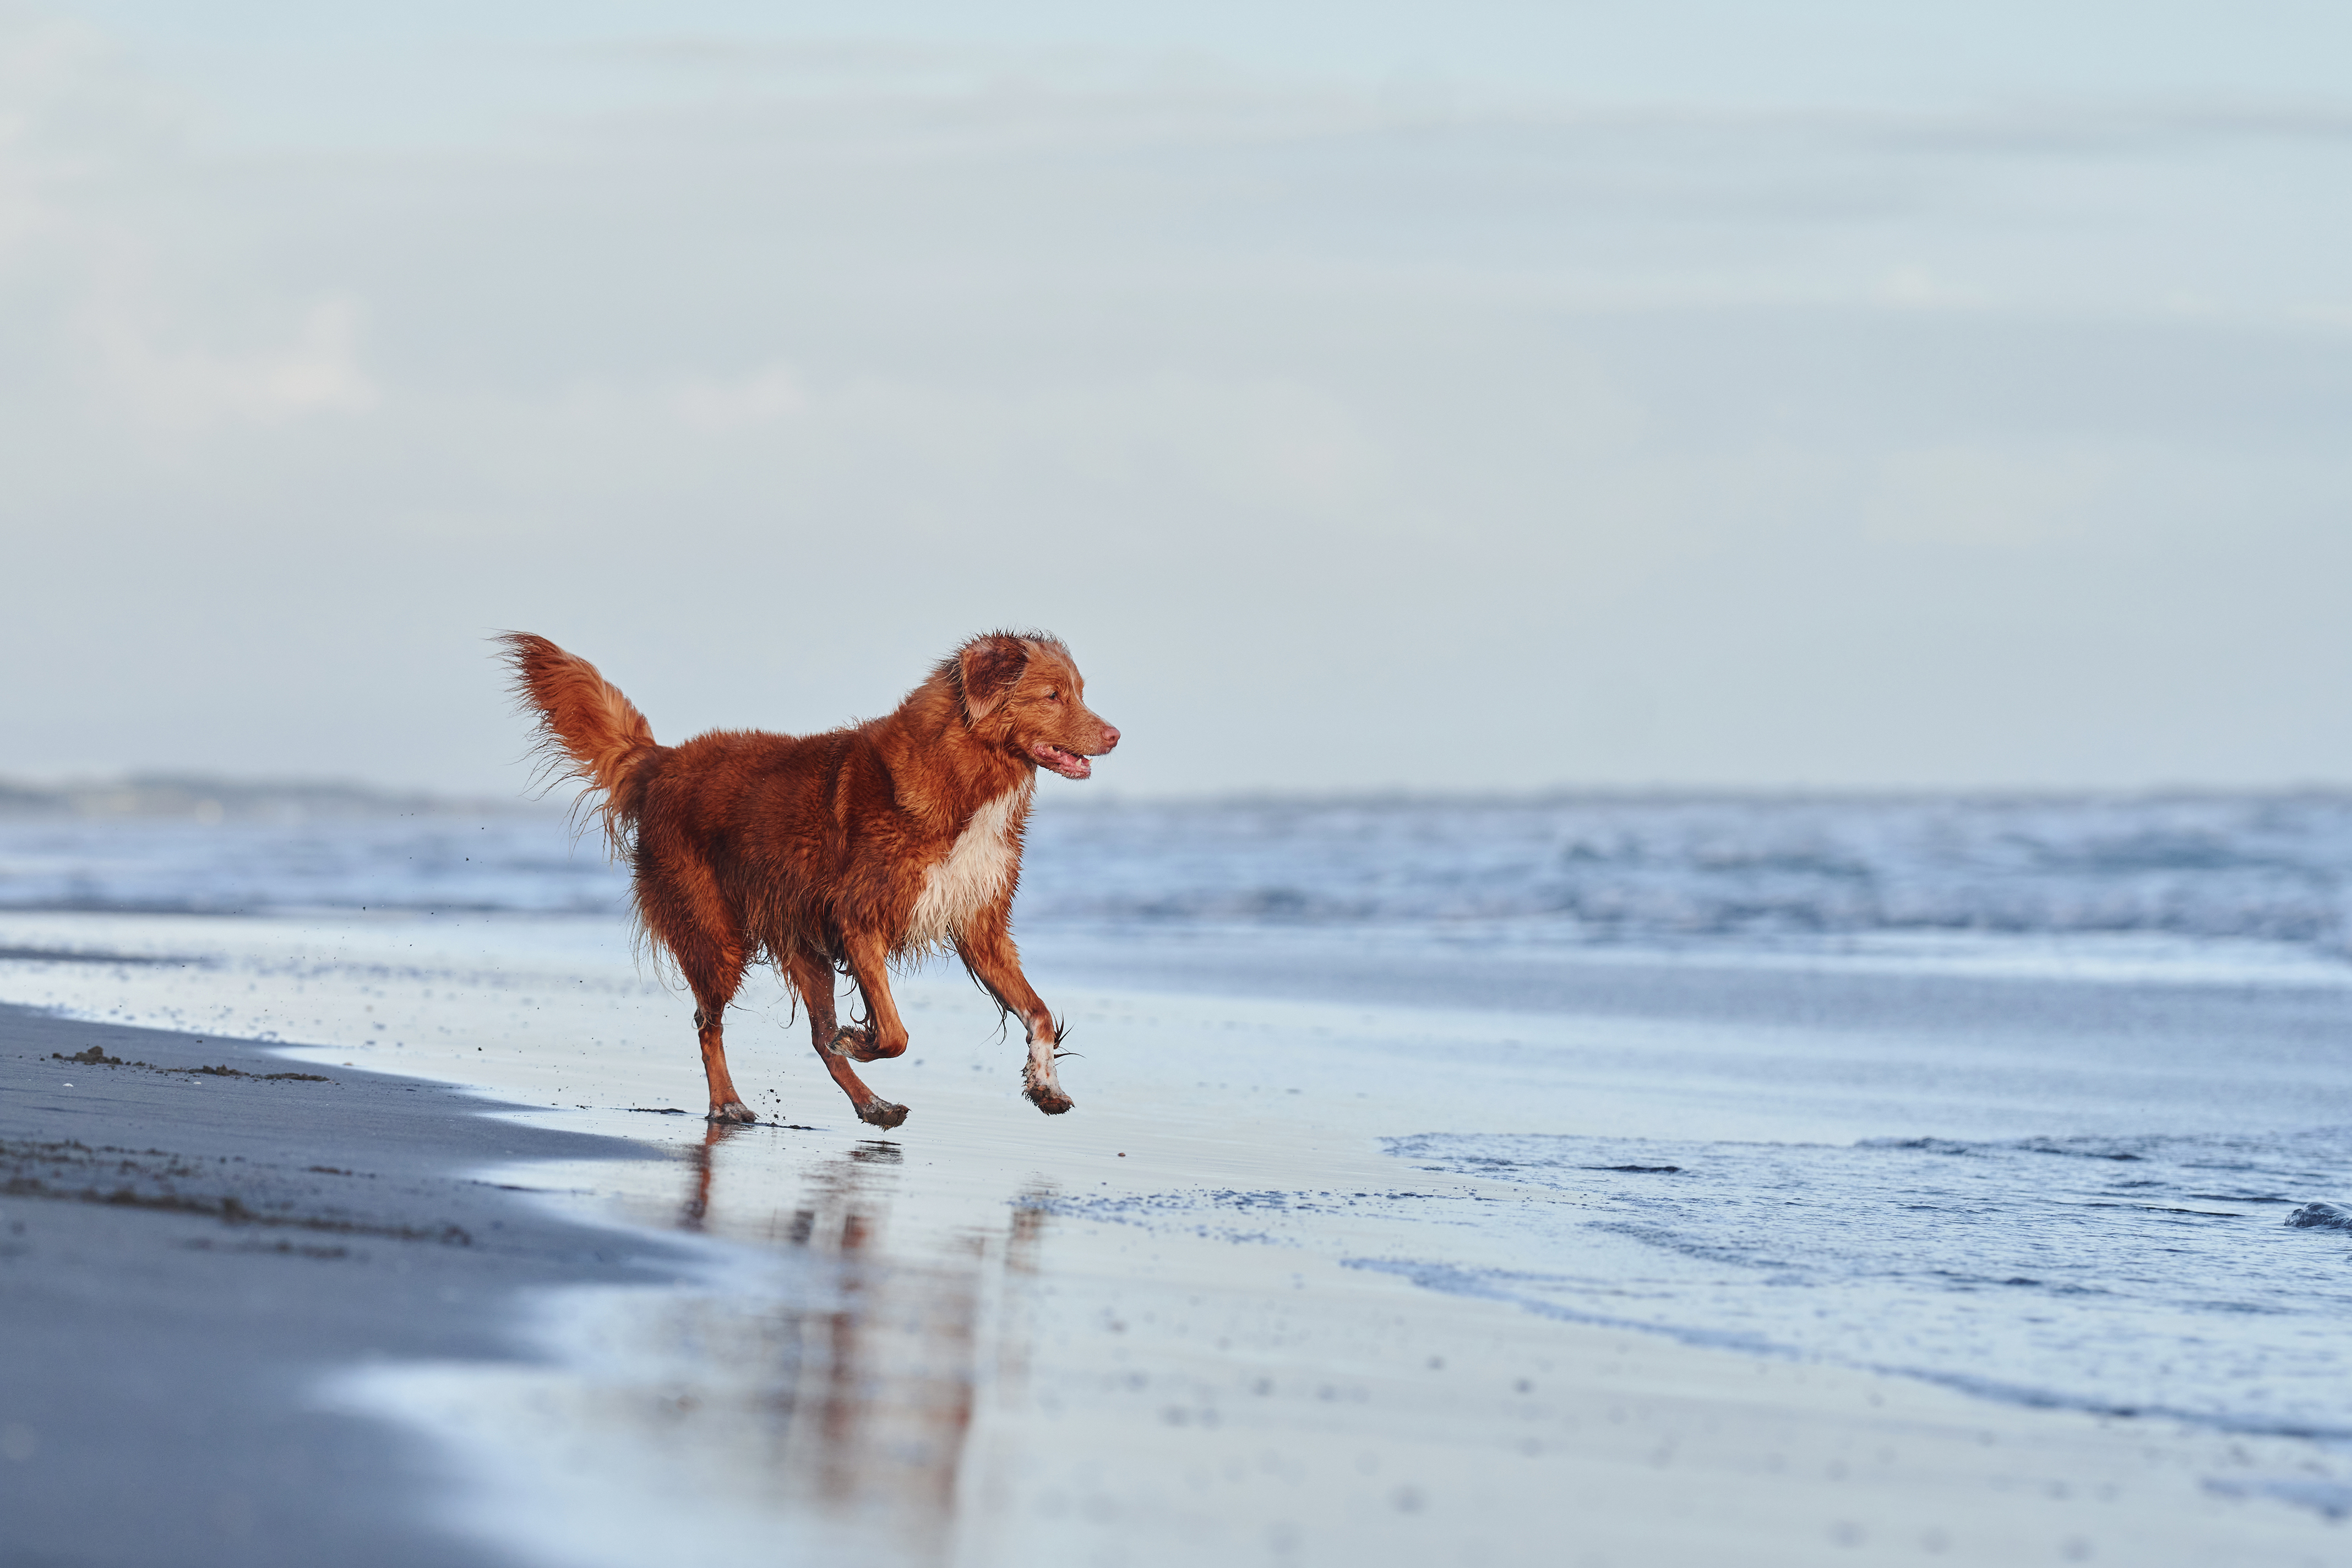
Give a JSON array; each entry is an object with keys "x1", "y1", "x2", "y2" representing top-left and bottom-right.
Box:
[{"x1": 957, "y1": 635, "x2": 1031, "y2": 723}]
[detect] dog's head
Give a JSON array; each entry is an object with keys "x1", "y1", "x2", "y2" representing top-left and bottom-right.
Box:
[{"x1": 950, "y1": 632, "x2": 1119, "y2": 780}]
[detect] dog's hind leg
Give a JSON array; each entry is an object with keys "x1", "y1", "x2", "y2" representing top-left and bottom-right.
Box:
[
  {"x1": 786, "y1": 946, "x2": 908, "y2": 1130},
  {"x1": 643, "y1": 874, "x2": 759, "y2": 1124},
  {"x1": 690, "y1": 994, "x2": 758, "y2": 1125}
]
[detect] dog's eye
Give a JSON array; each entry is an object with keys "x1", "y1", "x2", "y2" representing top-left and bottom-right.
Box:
[{"x1": 1044, "y1": 689, "x2": 1061, "y2": 703}]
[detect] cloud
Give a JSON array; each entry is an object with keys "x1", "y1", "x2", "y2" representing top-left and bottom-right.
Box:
[
  {"x1": 79, "y1": 292, "x2": 378, "y2": 427},
  {"x1": 662, "y1": 363, "x2": 808, "y2": 431},
  {"x1": 1862, "y1": 444, "x2": 2117, "y2": 549},
  {"x1": 1875, "y1": 266, "x2": 1989, "y2": 309},
  {"x1": 0, "y1": 19, "x2": 377, "y2": 433},
  {"x1": 2, "y1": 8, "x2": 2349, "y2": 791}
]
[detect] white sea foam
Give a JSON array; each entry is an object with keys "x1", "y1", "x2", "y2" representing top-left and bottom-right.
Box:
[{"x1": 7, "y1": 793, "x2": 2351, "y2": 956}]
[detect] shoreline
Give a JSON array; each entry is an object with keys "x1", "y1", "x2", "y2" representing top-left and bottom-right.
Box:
[
  {"x1": 5, "y1": 913, "x2": 2352, "y2": 1562},
  {"x1": 0, "y1": 999, "x2": 688, "y2": 1567}
]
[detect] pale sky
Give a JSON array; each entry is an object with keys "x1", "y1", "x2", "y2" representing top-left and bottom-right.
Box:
[{"x1": 4, "y1": 2, "x2": 2349, "y2": 796}]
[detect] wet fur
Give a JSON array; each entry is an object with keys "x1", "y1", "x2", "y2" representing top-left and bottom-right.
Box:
[{"x1": 498, "y1": 631, "x2": 1117, "y2": 1129}]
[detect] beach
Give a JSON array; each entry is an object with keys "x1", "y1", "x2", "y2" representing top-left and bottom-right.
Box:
[
  {"x1": 8, "y1": 0, "x2": 2349, "y2": 1555},
  {"x1": 0, "y1": 994, "x2": 685, "y2": 1567},
  {"x1": 4, "y1": 861, "x2": 2350, "y2": 1564}
]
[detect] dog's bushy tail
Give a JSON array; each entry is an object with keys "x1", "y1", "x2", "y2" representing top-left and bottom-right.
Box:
[{"x1": 497, "y1": 633, "x2": 659, "y2": 852}]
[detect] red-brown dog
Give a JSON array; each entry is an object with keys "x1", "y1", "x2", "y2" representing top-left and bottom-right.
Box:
[{"x1": 499, "y1": 631, "x2": 1119, "y2": 1128}]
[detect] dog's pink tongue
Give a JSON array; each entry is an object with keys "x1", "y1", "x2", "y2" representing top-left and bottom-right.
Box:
[{"x1": 1031, "y1": 744, "x2": 1092, "y2": 779}]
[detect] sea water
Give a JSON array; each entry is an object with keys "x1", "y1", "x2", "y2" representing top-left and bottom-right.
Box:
[
  {"x1": 4, "y1": 790, "x2": 2351, "y2": 1448},
  {"x1": 1375, "y1": 1126, "x2": 2352, "y2": 1441},
  {"x1": 9, "y1": 791, "x2": 2352, "y2": 946}
]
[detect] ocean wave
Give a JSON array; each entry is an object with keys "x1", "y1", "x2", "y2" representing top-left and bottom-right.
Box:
[
  {"x1": 1018, "y1": 793, "x2": 2352, "y2": 950},
  {"x1": 3, "y1": 792, "x2": 2350, "y2": 952}
]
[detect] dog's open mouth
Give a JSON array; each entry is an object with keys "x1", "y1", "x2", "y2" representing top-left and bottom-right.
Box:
[{"x1": 1029, "y1": 743, "x2": 1093, "y2": 780}]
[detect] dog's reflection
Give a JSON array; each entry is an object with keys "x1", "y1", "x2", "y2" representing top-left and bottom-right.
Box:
[
  {"x1": 674, "y1": 1123, "x2": 1044, "y2": 1562},
  {"x1": 675, "y1": 1118, "x2": 760, "y2": 1232}
]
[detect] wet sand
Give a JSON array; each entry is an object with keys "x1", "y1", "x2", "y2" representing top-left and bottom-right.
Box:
[
  {"x1": 346, "y1": 1121, "x2": 2352, "y2": 1568},
  {"x1": 3, "y1": 914, "x2": 2351, "y2": 1565},
  {"x1": 0, "y1": 999, "x2": 687, "y2": 1567}
]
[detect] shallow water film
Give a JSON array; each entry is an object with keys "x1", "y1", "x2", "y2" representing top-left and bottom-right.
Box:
[{"x1": 1385, "y1": 1127, "x2": 2352, "y2": 1436}]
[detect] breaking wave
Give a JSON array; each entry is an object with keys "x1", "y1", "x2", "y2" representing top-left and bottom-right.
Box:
[
  {"x1": 1020, "y1": 793, "x2": 2352, "y2": 953},
  {"x1": 4, "y1": 791, "x2": 2351, "y2": 957}
]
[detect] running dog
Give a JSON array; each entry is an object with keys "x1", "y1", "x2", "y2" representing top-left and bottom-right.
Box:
[{"x1": 499, "y1": 631, "x2": 1119, "y2": 1128}]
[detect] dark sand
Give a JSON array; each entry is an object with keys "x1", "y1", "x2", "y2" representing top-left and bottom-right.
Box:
[{"x1": 0, "y1": 1001, "x2": 680, "y2": 1568}]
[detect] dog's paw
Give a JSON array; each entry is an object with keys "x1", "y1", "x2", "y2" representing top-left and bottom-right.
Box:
[
  {"x1": 1022, "y1": 1072, "x2": 1075, "y2": 1116},
  {"x1": 707, "y1": 1100, "x2": 758, "y2": 1124},
  {"x1": 857, "y1": 1099, "x2": 910, "y2": 1130}
]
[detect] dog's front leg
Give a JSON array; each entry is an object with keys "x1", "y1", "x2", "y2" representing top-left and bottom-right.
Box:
[
  {"x1": 833, "y1": 931, "x2": 913, "y2": 1063},
  {"x1": 788, "y1": 947, "x2": 907, "y2": 1129},
  {"x1": 956, "y1": 918, "x2": 1074, "y2": 1115}
]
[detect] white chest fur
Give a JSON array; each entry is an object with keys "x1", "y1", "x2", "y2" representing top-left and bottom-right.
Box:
[{"x1": 903, "y1": 778, "x2": 1033, "y2": 951}]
